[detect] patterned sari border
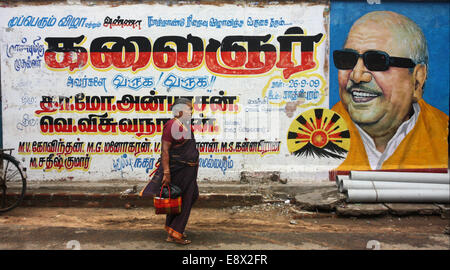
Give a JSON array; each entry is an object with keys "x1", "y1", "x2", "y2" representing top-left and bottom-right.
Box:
[{"x1": 165, "y1": 225, "x2": 183, "y2": 240}]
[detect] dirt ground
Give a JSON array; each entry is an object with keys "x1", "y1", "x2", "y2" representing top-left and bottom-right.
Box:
[{"x1": 1, "y1": 204, "x2": 448, "y2": 235}]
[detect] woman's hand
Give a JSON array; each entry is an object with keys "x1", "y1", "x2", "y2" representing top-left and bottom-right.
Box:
[{"x1": 162, "y1": 173, "x2": 171, "y2": 186}]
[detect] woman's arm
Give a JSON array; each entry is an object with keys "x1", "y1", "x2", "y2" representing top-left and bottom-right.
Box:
[{"x1": 161, "y1": 139, "x2": 172, "y2": 186}]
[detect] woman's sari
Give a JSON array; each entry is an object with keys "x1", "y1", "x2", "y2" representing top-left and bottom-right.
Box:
[{"x1": 140, "y1": 118, "x2": 199, "y2": 240}]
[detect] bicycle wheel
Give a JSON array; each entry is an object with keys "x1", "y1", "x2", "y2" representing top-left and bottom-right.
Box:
[{"x1": 0, "y1": 153, "x2": 27, "y2": 213}]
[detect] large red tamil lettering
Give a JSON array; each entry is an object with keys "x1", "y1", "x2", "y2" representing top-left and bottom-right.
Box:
[{"x1": 44, "y1": 28, "x2": 323, "y2": 78}]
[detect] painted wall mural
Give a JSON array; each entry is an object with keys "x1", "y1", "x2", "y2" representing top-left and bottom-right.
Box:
[
  {"x1": 287, "y1": 108, "x2": 350, "y2": 160},
  {"x1": 1, "y1": 1, "x2": 448, "y2": 182},
  {"x1": 1, "y1": 3, "x2": 333, "y2": 181},
  {"x1": 330, "y1": 1, "x2": 449, "y2": 173}
]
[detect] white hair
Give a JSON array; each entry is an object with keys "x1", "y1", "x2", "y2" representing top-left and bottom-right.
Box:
[{"x1": 172, "y1": 98, "x2": 192, "y2": 117}]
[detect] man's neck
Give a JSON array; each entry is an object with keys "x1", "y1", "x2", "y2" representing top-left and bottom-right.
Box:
[
  {"x1": 361, "y1": 107, "x2": 416, "y2": 153},
  {"x1": 372, "y1": 134, "x2": 393, "y2": 153}
]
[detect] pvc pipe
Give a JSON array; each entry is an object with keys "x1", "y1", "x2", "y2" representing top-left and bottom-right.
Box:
[
  {"x1": 349, "y1": 171, "x2": 450, "y2": 184},
  {"x1": 341, "y1": 180, "x2": 449, "y2": 192},
  {"x1": 335, "y1": 175, "x2": 349, "y2": 187},
  {"x1": 346, "y1": 189, "x2": 450, "y2": 203}
]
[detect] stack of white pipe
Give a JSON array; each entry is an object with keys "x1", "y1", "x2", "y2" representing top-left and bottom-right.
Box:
[{"x1": 336, "y1": 171, "x2": 450, "y2": 203}]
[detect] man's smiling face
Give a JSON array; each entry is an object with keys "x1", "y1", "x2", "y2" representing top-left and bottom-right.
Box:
[{"x1": 338, "y1": 20, "x2": 417, "y2": 137}]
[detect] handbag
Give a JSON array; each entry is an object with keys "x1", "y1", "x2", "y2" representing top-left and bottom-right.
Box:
[{"x1": 153, "y1": 184, "x2": 182, "y2": 215}]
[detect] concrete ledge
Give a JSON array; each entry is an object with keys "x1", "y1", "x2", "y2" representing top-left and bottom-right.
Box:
[
  {"x1": 336, "y1": 204, "x2": 389, "y2": 217},
  {"x1": 384, "y1": 203, "x2": 442, "y2": 216},
  {"x1": 196, "y1": 193, "x2": 264, "y2": 208},
  {"x1": 6, "y1": 180, "x2": 447, "y2": 218},
  {"x1": 294, "y1": 187, "x2": 346, "y2": 211},
  {"x1": 435, "y1": 204, "x2": 450, "y2": 219},
  {"x1": 15, "y1": 192, "x2": 264, "y2": 209}
]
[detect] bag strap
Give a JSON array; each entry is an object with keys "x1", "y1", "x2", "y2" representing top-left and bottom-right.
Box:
[{"x1": 159, "y1": 184, "x2": 171, "y2": 198}]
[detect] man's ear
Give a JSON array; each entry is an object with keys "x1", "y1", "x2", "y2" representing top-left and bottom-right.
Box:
[{"x1": 412, "y1": 64, "x2": 427, "y2": 102}]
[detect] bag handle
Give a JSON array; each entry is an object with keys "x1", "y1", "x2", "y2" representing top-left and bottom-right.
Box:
[{"x1": 159, "y1": 184, "x2": 170, "y2": 198}]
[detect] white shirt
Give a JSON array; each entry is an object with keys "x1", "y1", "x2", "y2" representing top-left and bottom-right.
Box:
[{"x1": 355, "y1": 103, "x2": 420, "y2": 170}]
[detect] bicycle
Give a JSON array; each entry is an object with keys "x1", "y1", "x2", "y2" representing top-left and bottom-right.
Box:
[{"x1": 0, "y1": 148, "x2": 27, "y2": 213}]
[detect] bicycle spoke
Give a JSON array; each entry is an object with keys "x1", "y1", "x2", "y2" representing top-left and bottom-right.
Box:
[{"x1": 6, "y1": 169, "x2": 20, "y2": 181}]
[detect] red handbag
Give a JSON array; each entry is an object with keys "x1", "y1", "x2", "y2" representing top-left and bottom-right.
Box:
[{"x1": 153, "y1": 185, "x2": 182, "y2": 215}]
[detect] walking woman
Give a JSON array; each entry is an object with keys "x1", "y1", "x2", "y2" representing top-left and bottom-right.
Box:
[{"x1": 142, "y1": 98, "x2": 199, "y2": 245}]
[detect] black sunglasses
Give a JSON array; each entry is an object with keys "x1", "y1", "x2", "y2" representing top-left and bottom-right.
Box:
[{"x1": 333, "y1": 49, "x2": 416, "y2": 71}]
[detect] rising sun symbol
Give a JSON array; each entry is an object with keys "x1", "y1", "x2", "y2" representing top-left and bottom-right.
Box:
[{"x1": 287, "y1": 108, "x2": 350, "y2": 159}]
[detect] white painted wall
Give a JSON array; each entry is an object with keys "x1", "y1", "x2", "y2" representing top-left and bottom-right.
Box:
[{"x1": 1, "y1": 2, "x2": 344, "y2": 182}]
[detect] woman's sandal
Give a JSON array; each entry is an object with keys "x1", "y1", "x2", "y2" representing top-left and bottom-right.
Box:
[{"x1": 166, "y1": 236, "x2": 191, "y2": 245}]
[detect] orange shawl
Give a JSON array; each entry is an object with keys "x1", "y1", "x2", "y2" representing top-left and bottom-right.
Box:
[{"x1": 331, "y1": 99, "x2": 448, "y2": 171}]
